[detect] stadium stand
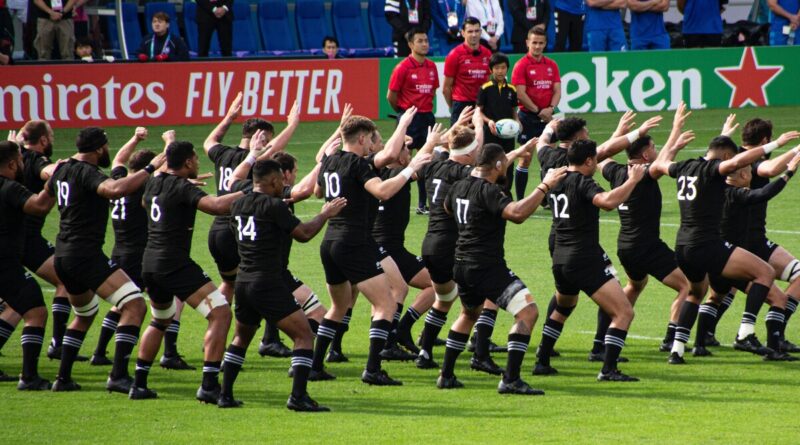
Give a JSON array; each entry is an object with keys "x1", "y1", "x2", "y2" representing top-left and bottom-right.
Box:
[
  {"x1": 231, "y1": 2, "x2": 260, "y2": 55},
  {"x1": 105, "y1": 2, "x2": 142, "y2": 58},
  {"x1": 259, "y1": 0, "x2": 301, "y2": 53},
  {"x1": 295, "y1": 0, "x2": 332, "y2": 50}
]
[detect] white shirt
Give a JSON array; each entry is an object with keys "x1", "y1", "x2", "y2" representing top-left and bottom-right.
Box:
[{"x1": 465, "y1": 0, "x2": 505, "y2": 41}]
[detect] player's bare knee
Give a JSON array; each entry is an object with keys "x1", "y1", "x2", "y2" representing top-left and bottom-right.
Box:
[{"x1": 24, "y1": 306, "x2": 48, "y2": 326}]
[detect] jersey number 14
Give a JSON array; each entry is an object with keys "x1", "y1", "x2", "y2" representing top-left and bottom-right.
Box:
[{"x1": 235, "y1": 216, "x2": 257, "y2": 241}]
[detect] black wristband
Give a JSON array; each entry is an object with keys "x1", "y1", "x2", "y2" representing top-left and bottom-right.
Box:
[
  {"x1": 144, "y1": 164, "x2": 156, "y2": 174},
  {"x1": 786, "y1": 170, "x2": 794, "y2": 179}
]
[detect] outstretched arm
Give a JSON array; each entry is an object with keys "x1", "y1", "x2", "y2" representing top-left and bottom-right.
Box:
[
  {"x1": 112, "y1": 127, "x2": 147, "y2": 170},
  {"x1": 203, "y1": 92, "x2": 243, "y2": 154}
]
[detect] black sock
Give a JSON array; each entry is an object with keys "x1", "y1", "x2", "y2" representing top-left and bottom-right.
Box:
[
  {"x1": 514, "y1": 166, "x2": 528, "y2": 201},
  {"x1": 473, "y1": 309, "x2": 497, "y2": 360},
  {"x1": 711, "y1": 292, "x2": 735, "y2": 335},
  {"x1": 331, "y1": 308, "x2": 352, "y2": 353},
  {"x1": 134, "y1": 359, "x2": 152, "y2": 388},
  {"x1": 222, "y1": 344, "x2": 246, "y2": 396},
  {"x1": 202, "y1": 361, "x2": 221, "y2": 389},
  {"x1": 537, "y1": 318, "x2": 563, "y2": 367},
  {"x1": 417, "y1": 179, "x2": 427, "y2": 208},
  {"x1": 291, "y1": 349, "x2": 313, "y2": 398},
  {"x1": 785, "y1": 296, "x2": 799, "y2": 329},
  {"x1": 765, "y1": 306, "x2": 786, "y2": 350},
  {"x1": 741, "y1": 283, "x2": 770, "y2": 336},
  {"x1": 50, "y1": 296, "x2": 70, "y2": 348},
  {"x1": 397, "y1": 306, "x2": 421, "y2": 336},
  {"x1": 312, "y1": 318, "x2": 340, "y2": 371},
  {"x1": 441, "y1": 330, "x2": 469, "y2": 378},
  {"x1": 546, "y1": 294, "x2": 557, "y2": 318},
  {"x1": 20, "y1": 326, "x2": 45, "y2": 380},
  {"x1": 420, "y1": 308, "x2": 447, "y2": 358},
  {"x1": 367, "y1": 319, "x2": 391, "y2": 372},
  {"x1": 163, "y1": 319, "x2": 180, "y2": 357},
  {"x1": 696, "y1": 303, "x2": 719, "y2": 347},
  {"x1": 112, "y1": 325, "x2": 140, "y2": 379},
  {"x1": 308, "y1": 319, "x2": 320, "y2": 335},
  {"x1": 602, "y1": 328, "x2": 627, "y2": 374},
  {"x1": 0, "y1": 319, "x2": 15, "y2": 352},
  {"x1": 264, "y1": 322, "x2": 281, "y2": 344},
  {"x1": 58, "y1": 329, "x2": 86, "y2": 381},
  {"x1": 673, "y1": 301, "x2": 699, "y2": 356},
  {"x1": 593, "y1": 309, "x2": 611, "y2": 354},
  {"x1": 384, "y1": 303, "x2": 403, "y2": 349},
  {"x1": 94, "y1": 310, "x2": 120, "y2": 357},
  {"x1": 504, "y1": 333, "x2": 530, "y2": 383},
  {"x1": 663, "y1": 322, "x2": 676, "y2": 343}
]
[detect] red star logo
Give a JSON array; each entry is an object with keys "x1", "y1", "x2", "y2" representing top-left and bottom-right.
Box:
[{"x1": 715, "y1": 47, "x2": 783, "y2": 108}]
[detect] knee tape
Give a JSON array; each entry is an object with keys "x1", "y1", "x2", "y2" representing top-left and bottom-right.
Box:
[
  {"x1": 302, "y1": 293, "x2": 322, "y2": 315},
  {"x1": 195, "y1": 289, "x2": 228, "y2": 318},
  {"x1": 150, "y1": 299, "x2": 176, "y2": 320},
  {"x1": 554, "y1": 304, "x2": 575, "y2": 318},
  {"x1": 781, "y1": 260, "x2": 800, "y2": 283},
  {"x1": 506, "y1": 288, "x2": 534, "y2": 316},
  {"x1": 435, "y1": 287, "x2": 458, "y2": 303},
  {"x1": 148, "y1": 320, "x2": 169, "y2": 331},
  {"x1": 107, "y1": 281, "x2": 143, "y2": 309},
  {"x1": 72, "y1": 294, "x2": 100, "y2": 317}
]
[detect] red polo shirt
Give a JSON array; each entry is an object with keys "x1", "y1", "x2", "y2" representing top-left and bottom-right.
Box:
[
  {"x1": 388, "y1": 56, "x2": 440, "y2": 113},
  {"x1": 511, "y1": 53, "x2": 561, "y2": 111},
  {"x1": 443, "y1": 43, "x2": 492, "y2": 103}
]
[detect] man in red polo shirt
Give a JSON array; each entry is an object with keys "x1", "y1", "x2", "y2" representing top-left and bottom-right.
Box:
[
  {"x1": 387, "y1": 26, "x2": 439, "y2": 214},
  {"x1": 511, "y1": 27, "x2": 561, "y2": 200},
  {"x1": 442, "y1": 17, "x2": 492, "y2": 127}
]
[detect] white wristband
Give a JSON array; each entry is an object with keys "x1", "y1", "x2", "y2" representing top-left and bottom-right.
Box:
[
  {"x1": 400, "y1": 167, "x2": 414, "y2": 181},
  {"x1": 245, "y1": 154, "x2": 257, "y2": 166},
  {"x1": 542, "y1": 127, "x2": 554, "y2": 140},
  {"x1": 763, "y1": 141, "x2": 779, "y2": 154},
  {"x1": 626, "y1": 129, "x2": 641, "y2": 144},
  {"x1": 792, "y1": 147, "x2": 799, "y2": 155}
]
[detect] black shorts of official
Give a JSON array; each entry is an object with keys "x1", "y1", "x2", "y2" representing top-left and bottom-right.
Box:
[
  {"x1": 142, "y1": 261, "x2": 212, "y2": 305},
  {"x1": 283, "y1": 269, "x2": 304, "y2": 293},
  {"x1": 708, "y1": 273, "x2": 748, "y2": 295},
  {"x1": 517, "y1": 109, "x2": 547, "y2": 145},
  {"x1": 450, "y1": 101, "x2": 475, "y2": 127},
  {"x1": 21, "y1": 232, "x2": 54, "y2": 273},
  {"x1": 675, "y1": 240, "x2": 735, "y2": 284},
  {"x1": 484, "y1": 131, "x2": 516, "y2": 153},
  {"x1": 617, "y1": 240, "x2": 678, "y2": 283},
  {"x1": 746, "y1": 237, "x2": 780, "y2": 263},
  {"x1": 383, "y1": 244, "x2": 425, "y2": 283},
  {"x1": 0, "y1": 261, "x2": 45, "y2": 316},
  {"x1": 208, "y1": 227, "x2": 240, "y2": 280},
  {"x1": 54, "y1": 254, "x2": 120, "y2": 296},
  {"x1": 111, "y1": 252, "x2": 144, "y2": 290},
  {"x1": 234, "y1": 278, "x2": 301, "y2": 326},
  {"x1": 320, "y1": 239, "x2": 383, "y2": 285},
  {"x1": 552, "y1": 254, "x2": 616, "y2": 297},
  {"x1": 401, "y1": 111, "x2": 436, "y2": 150},
  {"x1": 423, "y1": 251, "x2": 455, "y2": 285},
  {"x1": 454, "y1": 259, "x2": 527, "y2": 311}
]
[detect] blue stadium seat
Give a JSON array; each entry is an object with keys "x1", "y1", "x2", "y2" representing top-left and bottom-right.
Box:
[
  {"x1": 105, "y1": 2, "x2": 142, "y2": 58},
  {"x1": 182, "y1": 1, "x2": 220, "y2": 54},
  {"x1": 144, "y1": 2, "x2": 180, "y2": 38},
  {"x1": 501, "y1": 0, "x2": 514, "y2": 53},
  {"x1": 332, "y1": 0, "x2": 371, "y2": 49},
  {"x1": 258, "y1": 0, "x2": 298, "y2": 51},
  {"x1": 368, "y1": 0, "x2": 392, "y2": 48},
  {"x1": 295, "y1": 0, "x2": 331, "y2": 50},
  {"x1": 231, "y1": 2, "x2": 259, "y2": 54}
]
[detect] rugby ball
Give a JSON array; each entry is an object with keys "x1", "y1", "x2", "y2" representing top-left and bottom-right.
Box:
[{"x1": 495, "y1": 119, "x2": 520, "y2": 139}]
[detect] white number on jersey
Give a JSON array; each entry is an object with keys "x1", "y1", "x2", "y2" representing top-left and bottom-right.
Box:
[
  {"x1": 149, "y1": 196, "x2": 162, "y2": 222},
  {"x1": 235, "y1": 215, "x2": 257, "y2": 241},
  {"x1": 677, "y1": 176, "x2": 698, "y2": 201},
  {"x1": 549, "y1": 194, "x2": 570, "y2": 218},
  {"x1": 56, "y1": 180, "x2": 70, "y2": 207},
  {"x1": 323, "y1": 172, "x2": 341, "y2": 198},
  {"x1": 111, "y1": 197, "x2": 127, "y2": 220},
  {"x1": 455, "y1": 198, "x2": 470, "y2": 224},
  {"x1": 431, "y1": 178, "x2": 443, "y2": 203},
  {"x1": 219, "y1": 167, "x2": 233, "y2": 192},
  {"x1": 618, "y1": 202, "x2": 629, "y2": 211}
]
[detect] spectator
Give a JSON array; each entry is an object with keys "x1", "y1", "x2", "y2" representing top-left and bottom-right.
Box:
[
  {"x1": 628, "y1": 0, "x2": 670, "y2": 50},
  {"x1": 74, "y1": 36, "x2": 93, "y2": 61},
  {"x1": 322, "y1": 35, "x2": 341, "y2": 58},
  {"x1": 585, "y1": 0, "x2": 627, "y2": 51},
  {"x1": 33, "y1": 0, "x2": 78, "y2": 60},
  {"x1": 196, "y1": 0, "x2": 233, "y2": 57},
  {"x1": 553, "y1": 0, "x2": 585, "y2": 51},
  {"x1": 678, "y1": 0, "x2": 723, "y2": 47},
  {"x1": 136, "y1": 12, "x2": 189, "y2": 62},
  {"x1": 431, "y1": 0, "x2": 465, "y2": 54},
  {"x1": 767, "y1": 0, "x2": 800, "y2": 45},
  {"x1": 385, "y1": 0, "x2": 432, "y2": 57},
  {"x1": 465, "y1": 0, "x2": 504, "y2": 52},
  {"x1": 0, "y1": 7, "x2": 11, "y2": 65},
  {"x1": 443, "y1": 17, "x2": 492, "y2": 126},
  {"x1": 509, "y1": 0, "x2": 550, "y2": 54}
]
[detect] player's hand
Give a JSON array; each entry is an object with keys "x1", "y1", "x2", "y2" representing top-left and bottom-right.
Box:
[
  {"x1": 542, "y1": 166, "x2": 567, "y2": 188},
  {"x1": 628, "y1": 163, "x2": 646, "y2": 182},
  {"x1": 161, "y1": 130, "x2": 176, "y2": 144},
  {"x1": 134, "y1": 127, "x2": 148, "y2": 141},
  {"x1": 324, "y1": 137, "x2": 342, "y2": 157},
  {"x1": 787, "y1": 152, "x2": 800, "y2": 173},
  {"x1": 674, "y1": 130, "x2": 695, "y2": 150},
  {"x1": 149, "y1": 152, "x2": 167, "y2": 169},
  {"x1": 776, "y1": 131, "x2": 800, "y2": 146},
  {"x1": 672, "y1": 101, "x2": 691, "y2": 128},
  {"x1": 226, "y1": 92, "x2": 243, "y2": 120},
  {"x1": 399, "y1": 106, "x2": 418, "y2": 128},
  {"x1": 7, "y1": 130, "x2": 16, "y2": 142},
  {"x1": 721, "y1": 113, "x2": 738, "y2": 137},
  {"x1": 519, "y1": 137, "x2": 538, "y2": 154},
  {"x1": 287, "y1": 100, "x2": 301, "y2": 127},
  {"x1": 249, "y1": 129, "x2": 269, "y2": 156},
  {"x1": 545, "y1": 117, "x2": 560, "y2": 132},
  {"x1": 639, "y1": 115, "x2": 663, "y2": 135},
  {"x1": 455, "y1": 105, "x2": 475, "y2": 127},
  {"x1": 426, "y1": 123, "x2": 445, "y2": 147},
  {"x1": 615, "y1": 110, "x2": 637, "y2": 136},
  {"x1": 488, "y1": 120, "x2": 498, "y2": 136},
  {"x1": 408, "y1": 152, "x2": 433, "y2": 171},
  {"x1": 339, "y1": 103, "x2": 353, "y2": 128},
  {"x1": 321, "y1": 197, "x2": 347, "y2": 217}
]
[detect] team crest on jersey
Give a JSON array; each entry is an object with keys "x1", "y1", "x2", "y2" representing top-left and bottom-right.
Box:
[
  {"x1": 108, "y1": 259, "x2": 117, "y2": 268},
  {"x1": 547, "y1": 67, "x2": 553, "y2": 75},
  {"x1": 411, "y1": 74, "x2": 418, "y2": 79}
]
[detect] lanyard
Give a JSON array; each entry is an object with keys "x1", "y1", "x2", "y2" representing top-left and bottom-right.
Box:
[
  {"x1": 150, "y1": 34, "x2": 171, "y2": 59},
  {"x1": 480, "y1": 0, "x2": 495, "y2": 20},
  {"x1": 404, "y1": 0, "x2": 418, "y2": 10},
  {"x1": 443, "y1": 0, "x2": 457, "y2": 13}
]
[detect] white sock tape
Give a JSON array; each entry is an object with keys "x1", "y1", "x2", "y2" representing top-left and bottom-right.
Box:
[
  {"x1": 150, "y1": 299, "x2": 177, "y2": 320},
  {"x1": 435, "y1": 287, "x2": 458, "y2": 303},
  {"x1": 506, "y1": 288, "x2": 534, "y2": 316},
  {"x1": 72, "y1": 295, "x2": 100, "y2": 317}
]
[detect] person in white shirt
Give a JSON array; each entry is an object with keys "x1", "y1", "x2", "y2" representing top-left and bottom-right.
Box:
[{"x1": 465, "y1": 0, "x2": 504, "y2": 51}]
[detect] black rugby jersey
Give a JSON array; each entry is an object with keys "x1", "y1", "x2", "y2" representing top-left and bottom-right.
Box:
[
  {"x1": 602, "y1": 162, "x2": 662, "y2": 250},
  {"x1": 550, "y1": 171, "x2": 605, "y2": 265},
  {"x1": 0, "y1": 177, "x2": 33, "y2": 261},
  {"x1": 537, "y1": 144, "x2": 568, "y2": 181},
  {"x1": 208, "y1": 144, "x2": 249, "y2": 232},
  {"x1": 109, "y1": 166, "x2": 148, "y2": 257},
  {"x1": 372, "y1": 167, "x2": 411, "y2": 248},
  {"x1": 420, "y1": 158, "x2": 473, "y2": 256},
  {"x1": 21, "y1": 148, "x2": 52, "y2": 234},
  {"x1": 668, "y1": 157, "x2": 725, "y2": 246},
  {"x1": 317, "y1": 150, "x2": 378, "y2": 243},
  {"x1": 720, "y1": 178, "x2": 786, "y2": 247},
  {"x1": 446, "y1": 176, "x2": 512, "y2": 263}
]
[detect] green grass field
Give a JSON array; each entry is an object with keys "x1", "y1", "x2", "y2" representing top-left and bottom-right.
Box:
[{"x1": 3, "y1": 107, "x2": 800, "y2": 444}]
